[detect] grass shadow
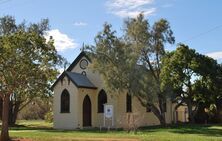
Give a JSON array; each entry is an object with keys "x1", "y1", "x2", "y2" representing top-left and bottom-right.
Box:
[
  {"x1": 140, "y1": 123, "x2": 222, "y2": 137},
  {"x1": 10, "y1": 124, "x2": 124, "y2": 135},
  {"x1": 169, "y1": 124, "x2": 222, "y2": 137},
  {"x1": 9, "y1": 121, "x2": 222, "y2": 138},
  {"x1": 9, "y1": 124, "x2": 53, "y2": 131}
]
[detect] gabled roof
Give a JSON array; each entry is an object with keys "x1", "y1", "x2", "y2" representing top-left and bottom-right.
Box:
[
  {"x1": 66, "y1": 51, "x2": 91, "y2": 71},
  {"x1": 51, "y1": 71, "x2": 97, "y2": 89},
  {"x1": 51, "y1": 51, "x2": 96, "y2": 90},
  {"x1": 66, "y1": 72, "x2": 96, "y2": 89}
]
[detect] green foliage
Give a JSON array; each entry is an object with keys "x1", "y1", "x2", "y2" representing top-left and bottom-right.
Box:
[
  {"x1": 44, "y1": 111, "x2": 53, "y2": 123},
  {"x1": 18, "y1": 97, "x2": 51, "y2": 120},
  {"x1": 0, "y1": 15, "x2": 65, "y2": 140},
  {"x1": 87, "y1": 23, "x2": 138, "y2": 94},
  {"x1": 0, "y1": 16, "x2": 64, "y2": 97},
  {"x1": 160, "y1": 44, "x2": 222, "y2": 123},
  {"x1": 87, "y1": 14, "x2": 175, "y2": 125}
]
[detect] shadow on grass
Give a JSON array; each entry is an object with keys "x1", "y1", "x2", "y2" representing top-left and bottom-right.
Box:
[
  {"x1": 9, "y1": 124, "x2": 123, "y2": 134},
  {"x1": 169, "y1": 124, "x2": 222, "y2": 137},
  {"x1": 9, "y1": 122, "x2": 222, "y2": 137},
  {"x1": 9, "y1": 124, "x2": 53, "y2": 131},
  {"x1": 140, "y1": 123, "x2": 222, "y2": 137}
]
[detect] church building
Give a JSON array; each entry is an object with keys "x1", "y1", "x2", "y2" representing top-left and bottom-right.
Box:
[{"x1": 52, "y1": 52, "x2": 185, "y2": 129}]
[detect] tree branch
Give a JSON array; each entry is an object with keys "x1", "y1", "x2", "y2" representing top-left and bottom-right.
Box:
[
  {"x1": 142, "y1": 50, "x2": 159, "y2": 82},
  {"x1": 18, "y1": 98, "x2": 33, "y2": 112}
]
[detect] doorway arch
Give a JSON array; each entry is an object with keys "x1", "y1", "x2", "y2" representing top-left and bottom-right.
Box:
[{"x1": 83, "y1": 95, "x2": 91, "y2": 126}]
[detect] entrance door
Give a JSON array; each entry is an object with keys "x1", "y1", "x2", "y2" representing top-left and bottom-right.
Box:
[{"x1": 83, "y1": 95, "x2": 91, "y2": 126}]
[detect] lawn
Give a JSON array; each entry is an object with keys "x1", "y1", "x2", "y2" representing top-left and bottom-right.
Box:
[{"x1": 2, "y1": 120, "x2": 222, "y2": 141}]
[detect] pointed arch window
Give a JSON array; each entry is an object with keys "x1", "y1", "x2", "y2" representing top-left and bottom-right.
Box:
[
  {"x1": 126, "y1": 93, "x2": 132, "y2": 113},
  {"x1": 98, "y1": 89, "x2": 107, "y2": 113},
  {"x1": 61, "y1": 89, "x2": 70, "y2": 113},
  {"x1": 146, "y1": 106, "x2": 151, "y2": 112}
]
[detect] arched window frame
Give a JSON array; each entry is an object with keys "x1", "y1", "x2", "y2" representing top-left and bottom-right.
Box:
[
  {"x1": 97, "y1": 89, "x2": 107, "y2": 113},
  {"x1": 60, "y1": 89, "x2": 70, "y2": 113},
  {"x1": 126, "y1": 93, "x2": 132, "y2": 113},
  {"x1": 146, "y1": 105, "x2": 151, "y2": 112}
]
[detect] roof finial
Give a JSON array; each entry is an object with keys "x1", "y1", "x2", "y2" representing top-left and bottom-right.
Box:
[{"x1": 81, "y1": 42, "x2": 85, "y2": 52}]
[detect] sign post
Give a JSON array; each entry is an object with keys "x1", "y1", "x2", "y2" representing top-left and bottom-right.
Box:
[{"x1": 104, "y1": 104, "x2": 113, "y2": 127}]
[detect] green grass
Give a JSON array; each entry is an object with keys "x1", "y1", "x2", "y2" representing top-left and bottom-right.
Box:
[{"x1": 3, "y1": 120, "x2": 222, "y2": 141}]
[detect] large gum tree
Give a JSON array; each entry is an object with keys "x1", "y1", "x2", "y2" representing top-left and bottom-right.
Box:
[
  {"x1": 87, "y1": 14, "x2": 175, "y2": 125},
  {"x1": 160, "y1": 44, "x2": 222, "y2": 123},
  {"x1": 0, "y1": 16, "x2": 64, "y2": 141}
]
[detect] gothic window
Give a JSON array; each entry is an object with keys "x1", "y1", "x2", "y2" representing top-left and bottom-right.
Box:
[
  {"x1": 126, "y1": 93, "x2": 132, "y2": 113},
  {"x1": 146, "y1": 105, "x2": 151, "y2": 112},
  {"x1": 61, "y1": 89, "x2": 70, "y2": 113},
  {"x1": 163, "y1": 102, "x2": 167, "y2": 112},
  {"x1": 81, "y1": 71, "x2": 86, "y2": 76},
  {"x1": 98, "y1": 89, "x2": 107, "y2": 113}
]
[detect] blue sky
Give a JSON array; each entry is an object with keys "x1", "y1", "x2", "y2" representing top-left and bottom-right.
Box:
[{"x1": 0, "y1": 0, "x2": 222, "y2": 63}]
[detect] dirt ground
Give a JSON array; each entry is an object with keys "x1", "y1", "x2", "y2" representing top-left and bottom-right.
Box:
[
  {"x1": 11, "y1": 139, "x2": 32, "y2": 141},
  {"x1": 64, "y1": 138, "x2": 139, "y2": 141},
  {"x1": 11, "y1": 138, "x2": 139, "y2": 141}
]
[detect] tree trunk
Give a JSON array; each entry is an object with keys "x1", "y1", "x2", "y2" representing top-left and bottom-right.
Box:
[
  {"x1": 8, "y1": 101, "x2": 13, "y2": 125},
  {"x1": 158, "y1": 95, "x2": 166, "y2": 125},
  {"x1": 187, "y1": 100, "x2": 194, "y2": 123},
  {"x1": 150, "y1": 104, "x2": 166, "y2": 126},
  {"x1": 8, "y1": 101, "x2": 20, "y2": 126},
  {"x1": 136, "y1": 96, "x2": 166, "y2": 126},
  {"x1": 0, "y1": 99, "x2": 21, "y2": 126},
  {"x1": 0, "y1": 98, "x2": 2, "y2": 120},
  {"x1": 0, "y1": 94, "x2": 10, "y2": 141}
]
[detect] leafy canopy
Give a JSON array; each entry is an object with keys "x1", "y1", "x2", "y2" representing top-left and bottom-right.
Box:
[
  {"x1": 0, "y1": 15, "x2": 66, "y2": 141},
  {"x1": 0, "y1": 16, "x2": 64, "y2": 98},
  {"x1": 160, "y1": 44, "x2": 222, "y2": 122},
  {"x1": 87, "y1": 14, "x2": 175, "y2": 125}
]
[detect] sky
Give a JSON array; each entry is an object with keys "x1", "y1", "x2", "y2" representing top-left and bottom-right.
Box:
[{"x1": 0, "y1": 0, "x2": 222, "y2": 63}]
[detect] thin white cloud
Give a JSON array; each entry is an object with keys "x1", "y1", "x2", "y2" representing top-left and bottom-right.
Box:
[
  {"x1": 206, "y1": 51, "x2": 222, "y2": 60},
  {"x1": 161, "y1": 4, "x2": 173, "y2": 8},
  {"x1": 106, "y1": 0, "x2": 156, "y2": 18},
  {"x1": 73, "y1": 22, "x2": 88, "y2": 26},
  {"x1": 44, "y1": 29, "x2": 79, "y2": 52}
]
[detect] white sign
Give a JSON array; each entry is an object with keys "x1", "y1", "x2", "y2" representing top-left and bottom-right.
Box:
[{"x1": 104, "y1": 105, "x2": 113, "y2": 118}]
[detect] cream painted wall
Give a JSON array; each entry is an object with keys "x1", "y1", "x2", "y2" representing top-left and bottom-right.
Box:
[
  {"x1": 70, "y1": 56, "x2": 107, "y2": 128},
  {"x1": 71, "y1": 56, "x2": 104, "y2": 89},
  {"x1": 173, "y1": 105, "x2": 188, "y2": 123},
  {"x1": 53, "y1": 76, "x2": 79, "y2": 129},
  {"x1": 53, "y1": 55, "x2": 180, "y2": 129},
  {"x1": 92, "y1": 92, "x2": 173, "y2": 128},
  {"x1": 114, "y1": 93, "x2": 160, "y2": 128}
]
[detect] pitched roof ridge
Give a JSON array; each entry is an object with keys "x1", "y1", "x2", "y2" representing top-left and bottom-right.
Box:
[
  {"x1": 51, "y1": 51, "x2": 95, "y2": 90},
  {"x1": 66, "y1": 51, "x2": 91, "y2": 72}
]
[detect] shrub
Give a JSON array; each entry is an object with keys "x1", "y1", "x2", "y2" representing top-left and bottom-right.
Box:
[{"x1": 44, "y1": 111, "x2": 53, "y2": 123}]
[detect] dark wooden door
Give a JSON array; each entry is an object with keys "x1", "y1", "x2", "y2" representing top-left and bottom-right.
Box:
[{"x1": 83, "y1": 95, "x2": 91, "y2": 126}]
